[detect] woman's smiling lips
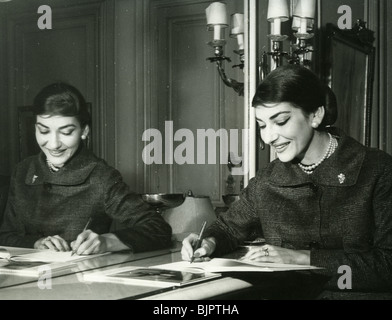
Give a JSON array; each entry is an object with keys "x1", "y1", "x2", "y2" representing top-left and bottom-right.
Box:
[
  {"x1": 273, "y1": 142, "x2": 290, "y2": 153},
  {"x1": 47, "y1": 149, "x2": 66, "y2": 157}
]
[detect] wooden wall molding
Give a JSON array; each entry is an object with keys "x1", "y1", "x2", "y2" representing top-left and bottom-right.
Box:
[
  {"x1": 112, "y1": 0, "x2": 151, "y2": 192},
  {"x1": 366, "y1": 0, "x2": 391, "y2": 154}
]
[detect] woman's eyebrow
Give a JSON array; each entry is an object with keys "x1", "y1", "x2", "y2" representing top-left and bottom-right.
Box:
[
  {"x1": 58, "y1": 124, "x2": 77, "y2": 130},
  {"x1": 269, "y1": 111, "x2": 291, "y2": 120},
  {"x1": 256, "y1": 111, "x2": 291, "y2": 123},
  {"x1": 36, "y1": 123, "x2": 77, "y2": 130},
  {"x1": 36, "y1": 122, "x2": 48, "y2": 128}
]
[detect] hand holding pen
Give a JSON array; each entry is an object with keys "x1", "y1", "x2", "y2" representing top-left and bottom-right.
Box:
[
  {"x1": 71, "y1": 217, "x2": 103, "y2": 256},
  {"x1": 181, "y1": 221, "x2": 217, "y2": 263},
  {"x1": 190, "y1": 221, "x2": 207, "y2": 263}
]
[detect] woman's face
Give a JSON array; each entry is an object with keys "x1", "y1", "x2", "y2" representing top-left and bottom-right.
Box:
[
  {"x1": 255, "y1": 102, "x2": 315, "y2": 163},
  {"x1": 35, "y1": 115, "x2": 88, "y2": 168}
]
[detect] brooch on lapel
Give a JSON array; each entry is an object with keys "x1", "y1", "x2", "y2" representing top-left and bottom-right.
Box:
[
  {"x1": 338, "y1": 173, "x2": 346, "y2": 184},
  {"x1": 32, "y1": 175, "x2": 38, "y2": 184}
]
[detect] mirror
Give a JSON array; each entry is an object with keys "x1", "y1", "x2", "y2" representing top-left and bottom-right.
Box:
[{"x1": 325, "y1": 21, "x2": 375, "y2": 146}]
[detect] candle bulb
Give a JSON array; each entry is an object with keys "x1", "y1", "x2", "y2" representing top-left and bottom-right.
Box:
[
  {"x1": 213, "y1": 25, "x2": 222, "y2": 41},
  {"x1": 273, "y1": 18, "x2": 282, "y2": 35},
  {"x1": 299, "y1": 18, "x2": 308, "y2": 34},
  {"x1": 236, "y1": 33, "x2": 244, "y2": 51}
]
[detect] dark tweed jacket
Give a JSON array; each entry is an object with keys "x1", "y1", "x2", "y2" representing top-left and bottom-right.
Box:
[
  {"x1": 0, "y1": 146, "x2": 172, "y2": 253},
  {"x1": 0, "y1": 175, "x2": 10, "y2": 225},
  {"x1": 204, "y1": 129, "x2": 392, "y2": 295}
]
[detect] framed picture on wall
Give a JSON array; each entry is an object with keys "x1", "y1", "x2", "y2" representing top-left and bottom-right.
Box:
[{"x1": 325, "y1": 22, "x2": 375, "y2": 146}]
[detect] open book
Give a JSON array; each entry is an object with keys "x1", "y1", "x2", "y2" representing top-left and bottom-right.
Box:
[
  {"x1": 151, "y1": 258, "x2": 322, "y2": 273},
  {"x1": 0, "y1": 247, "x2": 108, "y2": 277},
  {"x1": 83, "y1": 266, "x2": 221, "y2": 288}
]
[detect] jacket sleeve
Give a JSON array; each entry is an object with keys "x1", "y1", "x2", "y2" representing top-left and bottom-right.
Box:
[
  {"x1": 203, "y1": 176, "x2": 261, "y2": 257},
  {"x1": 311, "y1": 154, "x2": 392, "y2": 292},
  {"x1": 102, "y1": 169, "x2": 172, "y2": 253}
]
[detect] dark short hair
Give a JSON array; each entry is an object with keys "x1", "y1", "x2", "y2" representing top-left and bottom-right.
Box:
[
  {"x1": 33, "y1": 83, "x2": 91, "y2": 127},
  {"x1": 252, "y1": 65, "x2": 337, "y2": 129}
]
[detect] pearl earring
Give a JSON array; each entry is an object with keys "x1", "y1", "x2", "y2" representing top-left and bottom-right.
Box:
[
  {"x1": 312, "y1": 122, "x2": 319, "y2": 128},
  {"x1": 81, "y1": 135, "x2": 86, "y2": 140}
]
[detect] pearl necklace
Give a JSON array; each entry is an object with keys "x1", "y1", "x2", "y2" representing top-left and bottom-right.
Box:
[
  {"x1": 298, "y1": 133, "x2": 338, "y2": 175},
  {"x1": 46, "y1": 160, "x2": 60, "y2": 173}
]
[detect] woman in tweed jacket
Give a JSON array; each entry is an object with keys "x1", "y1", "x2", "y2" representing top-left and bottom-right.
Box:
[
  {"x1": 0, "y1": 83, "x2": 172, "y2": 255},
  {"x1": 182, "y1": 65, "x2": 392, "y2": 297}
]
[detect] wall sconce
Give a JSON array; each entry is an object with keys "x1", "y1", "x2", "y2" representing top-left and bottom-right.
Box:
[
  {"x1": 290, "y1": 0, "x2": 316, "y2": 66},
  {"x1": 206, "y1": 2, "x2": 245, "y2": 96},
  {"x1": 205, "y1": 0, "x2": 316, "y2": 96},
  {"x1": 267, "y1": 0, "x2": 316, "y2": 68},
  {"x1": 267, "y1": 0, "x2": 290, "y2": 68}
]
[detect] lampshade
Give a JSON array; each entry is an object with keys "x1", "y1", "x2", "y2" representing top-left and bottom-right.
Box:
[
  {"x1": 230, "y1": 13, "x2": 244, "y2": 36},
  {"x1": 162, "y1": 192, "x2": 217, "y2": 241},
  {"x1": 206, "y1": 2, "x2": 228, "y2": 27},
  {"x1": 293, "y1": 0, "x2": 316, "y2": 19},
  {"x1": 267, "y1": 0, "x2": 289, "y2": 22}
]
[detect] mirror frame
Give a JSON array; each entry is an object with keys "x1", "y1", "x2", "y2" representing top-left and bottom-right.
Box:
[{"x1": 324, "y1": 21, "x2": 376, "y2": 147}]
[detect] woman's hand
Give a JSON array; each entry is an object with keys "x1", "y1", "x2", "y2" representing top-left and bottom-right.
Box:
[
  {"x1": 181, "y1": 234, "x2": 216, "y2": 262},
  {"x1": 34, "y1": 235, "x2": 70, "y2": 252},
  {"x1": 240, "y1": 245, "x2": 310, "y2": 265},
  {"x1": 70, "y1": 232, "x2": 129, "y2": 255},
  {"x1": 70, "y1": 230, "x2": 107, "y2": 255}
]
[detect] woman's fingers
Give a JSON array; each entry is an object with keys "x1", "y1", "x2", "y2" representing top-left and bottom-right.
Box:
[
  {"x1": 43, "y1": 238, "x2": 57, "y2": 251},
  {"x1": 181, "y1": 236, "x2": 216, "y2": 262},
  {"x1": 73, "y1": 231, "x2": 102, "y2": 255},
  {"x1": 79, "y1": 239, "x2": 101, "y2": 255},
  {"x1": 189, "y1": 256, "x2": 211, "y2": 263},
  {"x1": 181, "y1": 234, "x2": 199, "y2": 261},
  {"x1": 41, "y1": 236, "x2": 69, "y2": 252},
  {"x1": 241, "y1": 245, "x2": 272, "y2": 261},
  {"x1": 192, "y1": 247, "x2": 207, "y2": 259},
  {"x1": 51, "y1": 235, "x2": 70, "y2": 252},
  {"x1": 72, "y1": 230, "x2": 93, "y2": 255},
  {"x1": 194, "y1": 239, "x2": 216, "y2": 258}
]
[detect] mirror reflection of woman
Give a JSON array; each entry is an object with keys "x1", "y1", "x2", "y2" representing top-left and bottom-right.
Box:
[
  {"x1": 182, "y1": 65, "x2": 392, "y2": 299},
  {"x1": 0, "y1": 83, "x2": 172, "y2": 255}
]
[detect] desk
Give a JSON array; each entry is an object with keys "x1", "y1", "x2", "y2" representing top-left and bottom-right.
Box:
[{"x1": 0, "y1": 244, "x2": 329, "y2": 300}]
